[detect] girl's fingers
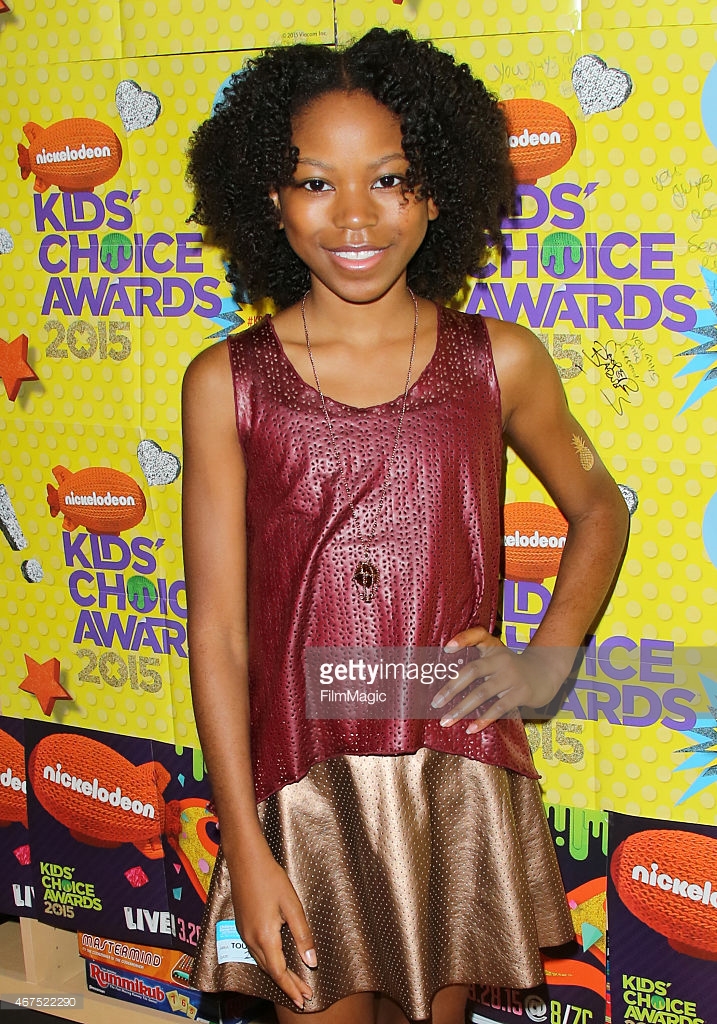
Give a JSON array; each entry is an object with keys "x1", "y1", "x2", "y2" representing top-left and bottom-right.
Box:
[
  {"x1": 437, "y1": 681, "x2": 514, "y2": 727},
  {"x1": 283, "y1": 901, "x2": 318, "y2": 970},
  {"x1": 259, "y1": 938, "x2": 313, "y2": 1008},
  {"x1": 443, "y1": 625, "x2": 493, "y2": 652},
  {"x1": 465, "y1": 692, "x2": 514, "y2": 734},
  {"x1": 430, "y1": 662, "x2": 485, "y2": 709},
  {"x1": 436, "y1": 633, "x2": 570, "y2": 730},
  {"x1": 285, "y1": 968, "x2": 314, "y2": 1008},
  {"x1": 431, "y1": 645, "x2": 501, "y2": 710}
]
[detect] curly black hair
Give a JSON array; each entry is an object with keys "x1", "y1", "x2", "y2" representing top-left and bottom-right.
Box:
[{"x1": 186, "y1": 28, "x2": 514, "y2": 309}]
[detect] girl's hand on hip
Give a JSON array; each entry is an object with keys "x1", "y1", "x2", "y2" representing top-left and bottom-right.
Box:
[
  {"x1": 229, "y1": 844, "x2": 316, "y2": 1009},
  {"x1": 430, "y1": 626, "x2": 572, "y2": 734}
]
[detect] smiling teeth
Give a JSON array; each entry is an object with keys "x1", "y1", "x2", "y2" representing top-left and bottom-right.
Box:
[{"x1": 334, "y1": 250, "x2": 381, "y2": 259}]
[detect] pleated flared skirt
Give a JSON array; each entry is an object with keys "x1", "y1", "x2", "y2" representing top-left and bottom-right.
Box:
[{"x1": 190, "y1": 749, "x2": 574, "y2": 1021}]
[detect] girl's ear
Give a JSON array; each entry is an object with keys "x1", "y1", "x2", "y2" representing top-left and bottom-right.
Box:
[
  {"x1": 269, "y1": 190, "x2": 284, "y2": 230},
  {"x1": 427, "y1": 196, "x2": 439, "y2": 221}
]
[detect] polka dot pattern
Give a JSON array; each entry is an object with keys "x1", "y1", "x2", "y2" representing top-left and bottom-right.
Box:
[
  {"x1": 449, "y1": 22, "x2": 717, "y2": 822},
  {"x1": 0, "y1": 417, "x2": 181, "y2": 740},
  {"x1": 191, "y1": 750, "x2": 574, "y2": 1017},
  {"x1": 336, "y1": 0, "x2": 582, "y2": 43},
  {"x1": 0, "y1": 0, "x2": 332, "y2": 67}
]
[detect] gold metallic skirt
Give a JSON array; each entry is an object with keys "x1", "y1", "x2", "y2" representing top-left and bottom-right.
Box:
[{"x1": 190, "y1": 749, "x2": 573, "y2": 1021}]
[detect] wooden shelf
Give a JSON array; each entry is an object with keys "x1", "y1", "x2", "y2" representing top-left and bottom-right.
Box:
[{"x1": 0, "y1": 918, "x2": 272, "y2": 1023}]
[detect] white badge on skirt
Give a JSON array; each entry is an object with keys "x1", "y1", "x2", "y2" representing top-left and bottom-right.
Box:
[{"x1": 216, "y1": 920, "x2": 258, "y2": 965}]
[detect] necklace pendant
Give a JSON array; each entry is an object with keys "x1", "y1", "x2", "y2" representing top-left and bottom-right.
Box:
[{"x1": 353, "y1": 560, "x2": 379, "y2": 603}]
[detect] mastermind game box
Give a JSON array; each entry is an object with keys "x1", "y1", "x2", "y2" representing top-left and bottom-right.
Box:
[
  {"x1": 79, "y1": 932, "x2": 263, "y2": 1023},
  {"x1": 78, "y1": 931, "x2": 200, "y2": 986}
]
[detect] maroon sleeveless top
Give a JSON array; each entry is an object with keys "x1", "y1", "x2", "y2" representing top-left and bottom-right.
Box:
[{"x1": 228, "y1": 305, "x2": 537, "y2": 803}]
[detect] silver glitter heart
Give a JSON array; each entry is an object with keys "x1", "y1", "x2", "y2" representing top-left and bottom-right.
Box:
[
  {"x1": 618, "y1": 484, "x2": 639, "y2": 516},
  {"x1": 0, "y1": 228, "x2": 14, "y2": 255},
  {"x1": 115, "y1": 79, "x2": 161, "y2": 133},
  {"x1": 21, "y1": 559, "x2": 44, "y2": 583},
  {"x1": 137, "y1": 440, "x2": 181, "y2": 486},
  {"x1": 572, "y1": 55, "x2": 633, "y2": 116}
]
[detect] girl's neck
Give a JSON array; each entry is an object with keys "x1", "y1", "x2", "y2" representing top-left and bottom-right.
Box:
[
  {"x1": 302, "y1": 278, "x2": 420, "y2": 350},
  {"x1": 269, "y1": 277, "x2": 438, "y2": 408}
]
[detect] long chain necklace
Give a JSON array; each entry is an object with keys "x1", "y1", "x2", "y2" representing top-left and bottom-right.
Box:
[{"x1": 301, "y1": 290, "x2": 419, "y2": 603}]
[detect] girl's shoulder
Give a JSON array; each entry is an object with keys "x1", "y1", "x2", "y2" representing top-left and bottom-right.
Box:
[
  {"x1": 184, "y1": 317, "x2": 275, "y2": 389},
  {"x1": 225, "y1": 315, "x2": 276, "y2": 359},
  {"x1": 436, "y1": 305, "x2": 490, "y2": 345},
  {"x1": 478, "y1": 315, "x2": 551, "y2": 372},
  {"x1": 435, "y1": 310, "x2": 560, "y2": 420},
  {"x1": 478, "y1": 316, "x2": 569, "y2": 425},
  {"x1": 181, "y1": 340, "x2": 236, "y2": 448},
  {"x1": 439, "y1": 308, "x2": 534, "y2": 354},
  {"x1": 183, "y1": 337, "x2": 231, "y2": 395}
]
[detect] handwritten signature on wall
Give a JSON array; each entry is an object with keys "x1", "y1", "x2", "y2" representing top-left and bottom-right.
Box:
[
  {"x1": 586, "y1": 335, "x2": 658, "y2": 417},
  {"x1": 653, "y1": 167, "x2": 717, "y2": 268}
]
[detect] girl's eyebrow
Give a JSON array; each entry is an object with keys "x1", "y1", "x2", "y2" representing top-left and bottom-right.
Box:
[{"x1": 295, "y1": 152, "x2": 407, "y2": 171}]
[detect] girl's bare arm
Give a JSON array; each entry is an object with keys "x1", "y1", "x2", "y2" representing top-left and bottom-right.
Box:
[
  {"x1": 493, "y1": 317, "x2": 629, "y2": 648},
  {"x1": 182, "y1": 343, "x2": 315, "y2": 1007},
  {"x1": 434, "y1": 319, "x2": 629, "y2": 725}
]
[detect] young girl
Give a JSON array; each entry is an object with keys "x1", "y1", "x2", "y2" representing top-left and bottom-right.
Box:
[{"x1": 182, "y1": 28, "x2": 628, "y2": 1024}]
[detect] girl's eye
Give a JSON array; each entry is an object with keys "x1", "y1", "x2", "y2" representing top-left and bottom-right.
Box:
[
  {"x1": 373, "y1": 174, "x2": 404, "y2": 189},
  {"x1": 300, "y1": 179, "x2": 332, "y2": 192}
]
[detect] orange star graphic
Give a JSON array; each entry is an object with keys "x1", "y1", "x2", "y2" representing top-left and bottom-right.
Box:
[
  {"x1": 0, "y1": 334, "x2": 38, "y2": 402},
  {"x1": 19, "y1": 655, "x2": 72, "y2": 716}
]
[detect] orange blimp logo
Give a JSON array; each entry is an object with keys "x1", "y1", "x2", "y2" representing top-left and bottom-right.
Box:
[
  {"x1": 47, "y1": 465, "x2": 146, "y2": 534},
  {"x1": 499, "y1": 99, "x2": 577, "y2": 184},
  {"x1": 28, "y1": 732, "x2": 220, "y2": 877},
  {"x1": 503, "y1": 501, "x2": 568, "y2": 582},
  {"x1": 28, "y1": 733, "x2": 169, "y2": 859},
  {"x1": 612, "y1": 829, "x2": 717, "y2": 959},
  {"x1": 18, "y1": 118, "x2": 122, "y2": 193},
  {"x1": 0, "y1": 729, "x2": 28, "y2": 829}
]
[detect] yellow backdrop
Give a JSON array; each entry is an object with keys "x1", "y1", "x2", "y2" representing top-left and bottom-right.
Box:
[{"x1": 1, "y1": 0, "x2": 717, "y2": 827}]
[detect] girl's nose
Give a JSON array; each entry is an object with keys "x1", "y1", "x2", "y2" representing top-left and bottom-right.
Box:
[{"x1": 332, "y1": 188, "x2": 379, "y2": 230}]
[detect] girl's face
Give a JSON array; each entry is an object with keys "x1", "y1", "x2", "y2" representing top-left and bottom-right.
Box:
[{"x1": 271, "y1": 90, "x2": 438, "y2": 305}]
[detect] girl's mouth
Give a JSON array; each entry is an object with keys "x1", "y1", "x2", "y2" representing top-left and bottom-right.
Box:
[{"x1": 327, "y1": 248, "x2": 386, "y2": 269}]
